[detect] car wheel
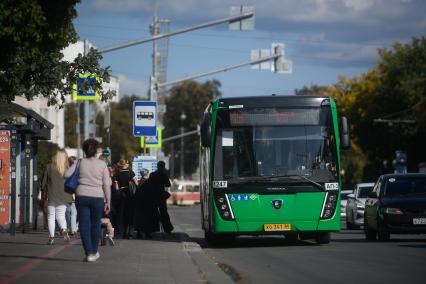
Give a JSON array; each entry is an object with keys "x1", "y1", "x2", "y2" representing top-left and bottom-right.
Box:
[
  {"x1": 364, "y1": 216, "x2": 377, "y2": 241},
  {"x1": 377, "y1": 220, "x2": 390, "y2": 241},
  {"x1": 315, "y1": 232, "x2": 331, "y2": 244}
]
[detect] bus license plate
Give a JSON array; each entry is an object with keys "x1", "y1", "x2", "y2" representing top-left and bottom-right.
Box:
[
  {"x1": 413, "y1": 218, "x2": 426, "y2": 225},
  {"x1": 264, "y1": 224, "x2": 291, "y2": 231}
]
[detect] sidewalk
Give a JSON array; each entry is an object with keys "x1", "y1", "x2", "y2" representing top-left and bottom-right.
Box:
[{"x1": 0, "y1": 227, "x2": 232, "y2": 284}]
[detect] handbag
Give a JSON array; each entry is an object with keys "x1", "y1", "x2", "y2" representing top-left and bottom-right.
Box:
[{"x1": 64, "y1": 159, "x2": 81, "y2": 194}]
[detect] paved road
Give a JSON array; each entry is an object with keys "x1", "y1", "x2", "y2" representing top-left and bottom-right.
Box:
[{"x1": 169, "y1": 205, "x2": 426, "y2": 284}]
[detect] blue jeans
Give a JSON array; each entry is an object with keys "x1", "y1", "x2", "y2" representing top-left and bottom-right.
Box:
[
  {"x1": 75, "y1": 196, "x2": 104, "y2": 255},
  {"x1": 65, "y1": 202, "x2": 78, "y2": 233}
]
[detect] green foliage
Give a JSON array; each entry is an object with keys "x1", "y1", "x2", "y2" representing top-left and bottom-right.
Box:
[
  {"x1": 163, "y1": 80, "x2": 221, "y2": 178},
  {"x1": 64, "y1": 102, "x2": 78, "y2": 148},
  {"x1": 0, "y1": 0, "x2": 114, "y2": 106},
  {"x1": 295, "y1": 85, "x2": 331, "y2": 96},
  {"x1": 330, "y1": 37, "x2": 426, "y2": 183},
  {"x1": 108, "y1": 95, "x2": 144, "y2": 164},
  {"x1": 37, "y1": 141, "x2": 60, "y2": 182}
]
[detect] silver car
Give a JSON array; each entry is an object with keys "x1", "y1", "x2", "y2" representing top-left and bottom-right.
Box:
[
  {"x1": 340, "y1": 190, "x2": 353, "y2": 218},
  {"x1": 345, "y1": 183, "x2": 375, "y2": 229}
]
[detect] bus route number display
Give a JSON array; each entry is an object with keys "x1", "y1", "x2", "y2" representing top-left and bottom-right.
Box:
[{"x1": 229, "y1": 108, "x2": 320, "y2": 126}]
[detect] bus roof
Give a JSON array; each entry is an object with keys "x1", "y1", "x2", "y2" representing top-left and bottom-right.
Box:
[{"x1": 217, "y1": 95, "x2": 331, "y2": 109}]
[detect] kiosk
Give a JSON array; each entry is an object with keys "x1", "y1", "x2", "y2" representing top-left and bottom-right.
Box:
[{"x1": 0, "y1": 103, "x2": 53, "y2": 235}]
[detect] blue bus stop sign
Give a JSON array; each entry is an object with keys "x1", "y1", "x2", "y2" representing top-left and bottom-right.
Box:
[{"x1": 133, "y1": 101, "x2": 157, "y2": 137}]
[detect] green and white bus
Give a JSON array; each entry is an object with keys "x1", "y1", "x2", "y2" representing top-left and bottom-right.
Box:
[{"x1": 199, "y1": 95, "x2": 349, "y2": 244}]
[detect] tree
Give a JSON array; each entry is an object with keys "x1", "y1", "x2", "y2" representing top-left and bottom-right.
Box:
[
  {"x1": 163, "y1": 80, "x2": 221, "y2": 179},
  {"x1": 64, "y1": 102, "x2": 78, "y2": 148},
  {"x1": 330, "y1": 37, "x2": 426, "y2": 181},
  {"x1": 107, "y1": 95, "x2": 144, "y2": 164},
  {"x1": 295, "y1": 84, "x2": 331, "y2": 96},
  {"x1": 0, "y1": 0, "x2": 114, "y2": 106}
]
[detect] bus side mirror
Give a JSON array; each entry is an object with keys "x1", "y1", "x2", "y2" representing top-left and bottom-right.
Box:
[
  {"x1": 200, "y1": 113, "x2": 212, "y2": 147},
  {"x1": 340, "y1": 116, "x2": 350, "y2": 150}
]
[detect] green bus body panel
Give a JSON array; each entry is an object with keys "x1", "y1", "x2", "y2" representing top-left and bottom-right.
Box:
[
  {"x1": 212, "y1": 193, "x2": 341, "y2": 233},
  {"x1": 212, "y1": 200, "x2": 239, "y2": 232},
  {"x1": 231, "y1": 193, "x2": 325, "y2": 222}
]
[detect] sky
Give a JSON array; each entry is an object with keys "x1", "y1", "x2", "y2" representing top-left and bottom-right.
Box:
[{"x1": 73, "y1": 0, "x2": 426, "y2": 99}]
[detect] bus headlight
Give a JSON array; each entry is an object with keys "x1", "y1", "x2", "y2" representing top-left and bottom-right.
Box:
[
  {"x1": 320, "y1": 191, "x2": 338, "y2": 219},
  {"x1": 214, "y1": 193, "x2": 234, "y2": 220}
]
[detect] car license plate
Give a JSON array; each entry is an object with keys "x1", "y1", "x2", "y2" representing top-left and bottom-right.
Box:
[
  {"x1": 413, "y1": 218, "x2": 426, "y2": 225},
  {"x1": 264, "y1": 224, "x2": 291, "y2": 231}
]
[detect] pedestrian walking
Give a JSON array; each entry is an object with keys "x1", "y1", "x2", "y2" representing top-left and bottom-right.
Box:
[
  {"x1": 42, "y1": 149, "x2": 72, "y2": 245},
  {"x1": 65, "y1": 156, "x2": 78, "y2": 236},
  {"x1": 113, "y1": 159, "x2": 138, "y2": 238},
  {"x1": 65, "y1": 138, "x2": 111, "y2": 262},
  {"x1": 100, "y1": 215, "x2": 115, "y2": 246},
  {"x1": 146, "y1": 161, "x2": 173, "y2": 234}
]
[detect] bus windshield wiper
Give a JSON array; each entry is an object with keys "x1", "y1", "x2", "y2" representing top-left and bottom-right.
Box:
[{"x1": 264, "y1": 174, "x2": 325, "y2": 190}]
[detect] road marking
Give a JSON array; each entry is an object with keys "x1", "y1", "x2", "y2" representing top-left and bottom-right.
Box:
[{"x1": 0, "y1": 239, "x2": 79, "y2": 284}]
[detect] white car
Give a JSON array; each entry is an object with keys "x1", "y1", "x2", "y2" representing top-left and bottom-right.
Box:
[
  {"x1": 345, "y1": 182, "x2": 375, "y2": 229},
  {"x1": 340, "y1": 190, "x2": 353, "y2": 218}
]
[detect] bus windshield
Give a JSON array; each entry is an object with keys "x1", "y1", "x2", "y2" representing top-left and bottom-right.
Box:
[{"x1": 213, "y1": 107, "x2": 338, "y2": 183}]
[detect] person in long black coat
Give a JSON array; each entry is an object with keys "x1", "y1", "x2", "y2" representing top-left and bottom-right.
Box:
[
  {"x1": 141, "y1": 161, "x2": 173, "y2": 236},
  {"x1": 134, "y1": 168, "x2": 157, "y2": 238}
]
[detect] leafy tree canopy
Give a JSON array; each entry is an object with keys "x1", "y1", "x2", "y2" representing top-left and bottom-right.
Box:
[
  {"x1": 330, "y1": 37, "x2": 426, "y2": 182},
  {"x1": 163, "y1": 80, "x2": 221, "y2": 178},
  {"x1": 0, "y1": 0, "x2": 114, "y2": 106}
]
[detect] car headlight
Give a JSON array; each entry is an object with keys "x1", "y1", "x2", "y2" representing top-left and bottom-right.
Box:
[
  {"x1": 385, "y1": 208, "x2": 403, "y2": 215},
  {"x1": 356, "y1": 202, "x2": 365, "y2": 210}
]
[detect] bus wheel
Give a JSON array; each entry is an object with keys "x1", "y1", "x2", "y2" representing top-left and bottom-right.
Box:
[
  {"x1": 204, "y1": 231, "x2": 215, "y2": 243},
  {"x1": 315, "y1": 232, "x2": 331, "y2": 244}
]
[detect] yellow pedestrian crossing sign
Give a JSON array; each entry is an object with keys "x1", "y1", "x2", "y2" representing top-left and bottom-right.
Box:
[
  {"x1": 140, "y1": 127, "x2": 162, "y2": 148},
  {"x1": 72, "y1": 74, "x2": 100, "y2": 100}
]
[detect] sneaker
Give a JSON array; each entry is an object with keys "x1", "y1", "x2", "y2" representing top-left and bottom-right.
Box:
[
  {"x1": 47, "y1": 237, "x2": 54, "y2": 245},
  {"x1": 87, "y1": 252, "x2": 100, "y2": 262},
  {"x1": 61, "y1": 229, "x2": 70, "y2": 243},
  {"x1": 106, "y1": 235, "x2": 115, "y2": 246}
]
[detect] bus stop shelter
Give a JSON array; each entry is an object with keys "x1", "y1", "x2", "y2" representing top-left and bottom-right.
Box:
[{"x1": 0, "y1": 103, "x2": 53, "y2": 235}]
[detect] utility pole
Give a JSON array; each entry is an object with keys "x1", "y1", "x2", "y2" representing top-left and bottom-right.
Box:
[{"x1": 180, "y1": 113, "x2": 186, "y2": 180}]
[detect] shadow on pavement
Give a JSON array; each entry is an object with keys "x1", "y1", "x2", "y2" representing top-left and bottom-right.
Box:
[
  {"x1": 0, "y1": 241, "x2": 48, "y2": 246},
  {"x1": 191, "y1": 236, "x2": 318, "y2": 249},
  {"x1": 399, "y1": 244, "x2": 426, "y2": 248},
  {"x1": 0, "y1": 254, "x2": 78, "y2": 262}
]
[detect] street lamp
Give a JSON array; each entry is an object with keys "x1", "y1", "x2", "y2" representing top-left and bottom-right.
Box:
[{"x1": 180, "y1": 113, "x2": 186, "y2": 180}]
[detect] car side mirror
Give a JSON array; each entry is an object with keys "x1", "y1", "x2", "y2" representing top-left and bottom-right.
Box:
[
  {"x1": 368, "y1": 192, "x2": 378, "y2": 198},
  {"x1": 340, "y1": 116, "x2": 350, "y2": 150},
  {"x1": 200, "y1": 112, "x2": 212, "y2": 147}
]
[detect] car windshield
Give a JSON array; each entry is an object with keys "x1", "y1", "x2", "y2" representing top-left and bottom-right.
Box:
[
  {"x1": 358, "y1": 186, "x2": 374, "y2": 198},
  {"x1": 384, "y1": 177, "x2": 426, "y2": 196}
]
